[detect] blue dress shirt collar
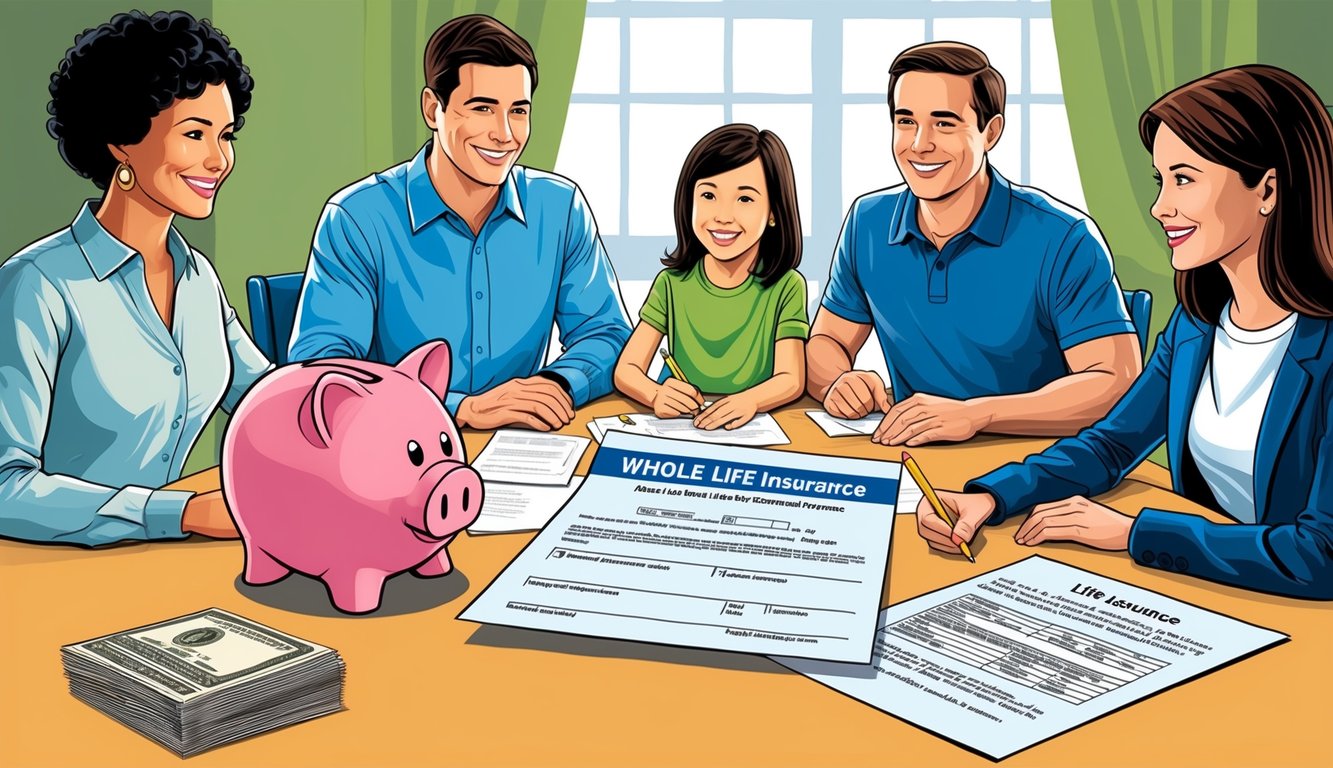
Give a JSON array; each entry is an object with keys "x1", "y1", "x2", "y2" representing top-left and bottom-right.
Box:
[{"x1": 70, "y1": 200, "x2": 197, "y2": 282}]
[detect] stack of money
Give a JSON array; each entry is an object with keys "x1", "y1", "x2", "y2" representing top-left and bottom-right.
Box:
[{"x1": 61, "y1": 608, "x2": 344, "y2": 757}]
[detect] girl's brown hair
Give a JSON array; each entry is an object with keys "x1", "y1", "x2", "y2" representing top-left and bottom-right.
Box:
[{"x1": 662, "y1": 124, "x2": 802, "y2": 288}]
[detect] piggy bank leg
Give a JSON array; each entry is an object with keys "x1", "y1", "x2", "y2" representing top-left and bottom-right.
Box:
[
  {"x1": 412, "y1": 545, "x2": 454, "y2": 578},
  {"x1": 243, "y1": 544, "x2": 291, "y2": 585},
  {"x1": 323, "y1": 568, "x2": 390, "y2": 614}
]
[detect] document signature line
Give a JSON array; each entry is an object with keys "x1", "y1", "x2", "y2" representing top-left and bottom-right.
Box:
[
  {"x1": 506, "y1": 603, "x2": 851, "y2": 641},
  {"x1": 549, "y1": 547, "x2": 863, "y2": 584},
  {"x1": 522, "y1": 576, "x2": 856, "y2": 616}
]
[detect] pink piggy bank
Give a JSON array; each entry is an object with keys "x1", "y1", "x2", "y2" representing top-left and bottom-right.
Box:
[{"x1": 221, "y1": 340, "x2": 483, "y2": 614}]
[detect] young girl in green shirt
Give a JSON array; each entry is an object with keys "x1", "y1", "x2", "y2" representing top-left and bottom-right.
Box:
[{"x1": 614, "y1": 124, "x2": 809, "y2": 430}]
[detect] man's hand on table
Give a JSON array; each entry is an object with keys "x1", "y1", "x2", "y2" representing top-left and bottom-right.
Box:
[
  {"x1": 823, "y1": 370, "x2": 891, "y2": 419},
  {"x1": 456, "y1": 377, "x2": 575, "y2": 431}
]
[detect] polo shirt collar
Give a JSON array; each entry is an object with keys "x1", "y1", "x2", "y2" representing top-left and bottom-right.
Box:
[
  {"x1": 406, "y1": 142, "x2": 527, "y2": 233},
  {"x1": 886, "y1": 165, "x2": 1013, "y2": 248},
  {"x1": 73, "y1": 200, "x2": 196, "y2": 282}
]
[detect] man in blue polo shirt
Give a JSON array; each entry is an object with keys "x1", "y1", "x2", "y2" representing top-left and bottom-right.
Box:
[
  {"x1": 289, "y1": 15, "x2": 631, "y2": 430},
  {"x1": 807, "y1": 42, "x2": 1141, "y2": 446}
]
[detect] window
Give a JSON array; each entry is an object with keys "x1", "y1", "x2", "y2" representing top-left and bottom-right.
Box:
[{"x1": 556, "y1": 0, "x2": 1079, "y2": 379}]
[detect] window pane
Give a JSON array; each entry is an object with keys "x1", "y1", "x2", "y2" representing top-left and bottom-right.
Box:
[
  {"x1": 1030, "y1": 18, "x2": 1062, "y2": 94},
  {"x1": 1029, "y1": 104, "x2": 1087, "y2": 212},
  {"x1": 731, "y1": 103, "x2": 813, "y2": 235},
  {"x1": 571, "y1": 17, "x2": 621, "y2": 94},
  {"x1": 733, "y1": 19, "x2": 812, "y2": 94},
  {"x1": 988, "y1": 105, "x2": 1022, "y2": 185},
  {"x1": 930, "y1": 18, "x2": 1022, "y2": 94},
  {"x1": 555, "y1": 104, "x2": 622, "y2": 236},
  {"x1": 630, "y1": 18, "x2": 724, "y2": 93},
  {"x1": 841, "y1": 103, "x2": 900, "y2": 216},
  {"x1": 628, "y1": 104, "x2": 726, "y2": 235},
  {"x1": 842, "y1": 19, "x2": 926, "y2": 95}
]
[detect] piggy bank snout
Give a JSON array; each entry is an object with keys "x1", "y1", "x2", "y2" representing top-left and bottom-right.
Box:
[{"x1": 422, "y1": 464, "x2": 482, "y2": 538}]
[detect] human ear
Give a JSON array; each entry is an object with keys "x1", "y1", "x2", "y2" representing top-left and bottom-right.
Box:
[
  {"x1": 982, "y1": 114, "x2": 1005, "y2": 151},
  {"x1": 421, "y1": 87, "x2": 443, "y2": 132},
  {"x1": 1258, "y1": 168, "x2": 1277, "y2": 216}
]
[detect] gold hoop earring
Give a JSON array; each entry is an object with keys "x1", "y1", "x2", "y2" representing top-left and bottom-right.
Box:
[
  {"x1": 114, "y1": 163, "x2": 136, "y2": 192},
  {"x1": 768, "y1": 217, "x2": 776, "y2": 227}
]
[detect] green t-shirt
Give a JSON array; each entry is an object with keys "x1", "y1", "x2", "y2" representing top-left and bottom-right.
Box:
[{"x1": 638, "y1": 262, "x2": 809, "y2": 394}]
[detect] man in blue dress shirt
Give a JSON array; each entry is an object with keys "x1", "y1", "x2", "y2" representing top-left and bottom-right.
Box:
[
  {"x1": 290, "y1": 15, "x2": 631, "y2": 430},
  {"x1": 807, "y1": 42, "x2": 1142, "y2": 446}
]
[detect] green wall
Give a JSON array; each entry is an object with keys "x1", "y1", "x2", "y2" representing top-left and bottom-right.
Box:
[{"x1": 1, "y1": 0, "x2": 582, "y2": 474}]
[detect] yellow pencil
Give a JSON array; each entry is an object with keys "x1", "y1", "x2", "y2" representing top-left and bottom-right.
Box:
[
  {"x1": 659, "y1": 349, "x2": 690, "y2": 384},
  {"x1": 618, "y1": 414, "x2": 636, "y2": 425},
  {"x1": 901, "y1": 451, "x2": 976, "y2": 563}
]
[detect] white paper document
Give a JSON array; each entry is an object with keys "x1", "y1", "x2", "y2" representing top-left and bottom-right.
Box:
[
  {"x1": 460, "y1": 431, "x2": 901, "y2": 662},
  {"x1": 469, "y1": 477, "x2": 586, "y2": 534},
  {"x1": 773, "y1": 556, "x2": 1286, "y2": 760},
  {"x1": 896, "y1": 471, "x2": 923, "y2": 516},
  {"x1": 472, "y1": 430, "x2": 589, "y2": 486},
  {"x1": 806, "y1": 410, "x2": 883, "y2": 438},
  {"x1": 587, "y1": 413, "x2": 790, "y2": 447}
]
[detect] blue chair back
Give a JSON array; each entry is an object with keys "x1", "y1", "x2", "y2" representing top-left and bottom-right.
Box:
[
  {"x1": 246, "y1": 273, "x2": 305, "y2": 366},
  {"x1": 1122, "y1": 288, "x2": 1152, "y2": 360}
]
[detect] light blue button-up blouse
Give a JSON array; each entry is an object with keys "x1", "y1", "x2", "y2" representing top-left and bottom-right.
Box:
[{"x1": 0, "y1": 202, "x2": 272, "y2": 546}]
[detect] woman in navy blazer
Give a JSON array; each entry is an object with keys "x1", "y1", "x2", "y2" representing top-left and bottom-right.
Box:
[{"x1": 915, "y1": 65, "x2": 1333, "y2": 599}]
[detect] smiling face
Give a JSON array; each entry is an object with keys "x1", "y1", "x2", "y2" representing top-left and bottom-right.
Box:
[
  {"x1": 428, "y1": 62, "x2": 531, "y2": 187},
  {"x1": 113, "y1": 82, "x2": 236, "y2": 219},
  {"x1": 691, "y1": 157, "x2": 771, "y2": 263},
  {"x1": 1149, "y1": 124, "x2": 1273, "y2": 271},
  {"x1": 892, "y1": 71, "x2": 1001, "y2": 202}
]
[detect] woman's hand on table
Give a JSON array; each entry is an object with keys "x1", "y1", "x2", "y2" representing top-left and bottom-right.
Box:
[
  {"x1": 1014, "y1": 496, "x2": 1132, "y2": 551},
  {"x1": 181, "y1": 490, "x2": 240, "y2": 539}
]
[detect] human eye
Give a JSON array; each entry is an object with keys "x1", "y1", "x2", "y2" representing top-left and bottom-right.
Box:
[
  {"x1": 738, "y1": 195, "x2": 754, "y2": 203},
  {"x1": 222, "y1": 131, "x2": 237, "y2": 142},
  {"x1": 700, "y1": 191, "x2": 715, "y2": 200},
  {"x1": 1174, "y1": 173, "x2": 1193, "y2": 187},
  {"x1": 895, "y1": 117, "x2": 915, "y2": 127},
  {"x1": 511, "y1": 106, "x2": 528, "y2": 116},
  {"x1": 937, "y1": 120, "x2": 956, "y2": 129},
  {"x1": 473, "y1": 105, "x2": 493, "y2": 114},
  {"x1": 184, "y1": 129, "x2": 204, "y2": 140}
]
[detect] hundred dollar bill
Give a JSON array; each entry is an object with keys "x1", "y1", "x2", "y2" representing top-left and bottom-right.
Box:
[{"x1": 62, "y1": 608, "x2": 334, "y2": 702}]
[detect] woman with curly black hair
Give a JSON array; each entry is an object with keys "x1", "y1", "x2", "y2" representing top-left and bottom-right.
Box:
[{"x1": 0, "y1": 10, "x2": 271, "y2": 546}]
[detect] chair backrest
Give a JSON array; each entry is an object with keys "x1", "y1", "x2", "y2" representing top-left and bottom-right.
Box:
[
  {"x1": 246, "y1": 272, "x2": 305, "y2": 367},
  {"x1": 1122, "y1": 288, "x2": 1152, "y2": 360}
]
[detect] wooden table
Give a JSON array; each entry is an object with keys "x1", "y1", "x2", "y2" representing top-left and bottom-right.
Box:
[{"x1": 1, "y1": 397, "x2": 1323, "y2": 767}]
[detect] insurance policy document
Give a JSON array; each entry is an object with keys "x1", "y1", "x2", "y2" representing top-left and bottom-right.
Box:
[
  {"x1": 459, "y1": 432, "x2": 900, "y2": 662},
  {"x1": 774, "y1": 556, "x2": 1287, "y2": 760}
]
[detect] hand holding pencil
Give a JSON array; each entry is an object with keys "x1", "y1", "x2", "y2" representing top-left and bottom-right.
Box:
[
  {"x1": 651, "y1": 350, "x2": 705, "y2": 419},
  {"x1": 904, "y1": 451, "x2": 996, "y2": 562}
]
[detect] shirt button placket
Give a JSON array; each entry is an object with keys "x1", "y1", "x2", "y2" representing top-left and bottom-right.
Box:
[
  {"x1": 163, "y1": 358, "x2": 187, "y2": 471},
  {"x1": 928, "y1": 257, "x2": 949, "y2": 303},
  {"x1": 471, "y1": 236, "x2": 491, "y2": 391}
]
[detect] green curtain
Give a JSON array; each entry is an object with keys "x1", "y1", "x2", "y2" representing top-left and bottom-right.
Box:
[{"x1": 1051, "y1": 0, "x2": 1260, "y2": 354}]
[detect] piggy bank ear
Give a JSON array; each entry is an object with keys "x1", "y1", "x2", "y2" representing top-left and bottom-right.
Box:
[
  {"x1": 299, "y1": 371, "x2": 372, "y2": 449},
  {"x1": 396, "y1": 340, "x2": 452, "y2": 402}
]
